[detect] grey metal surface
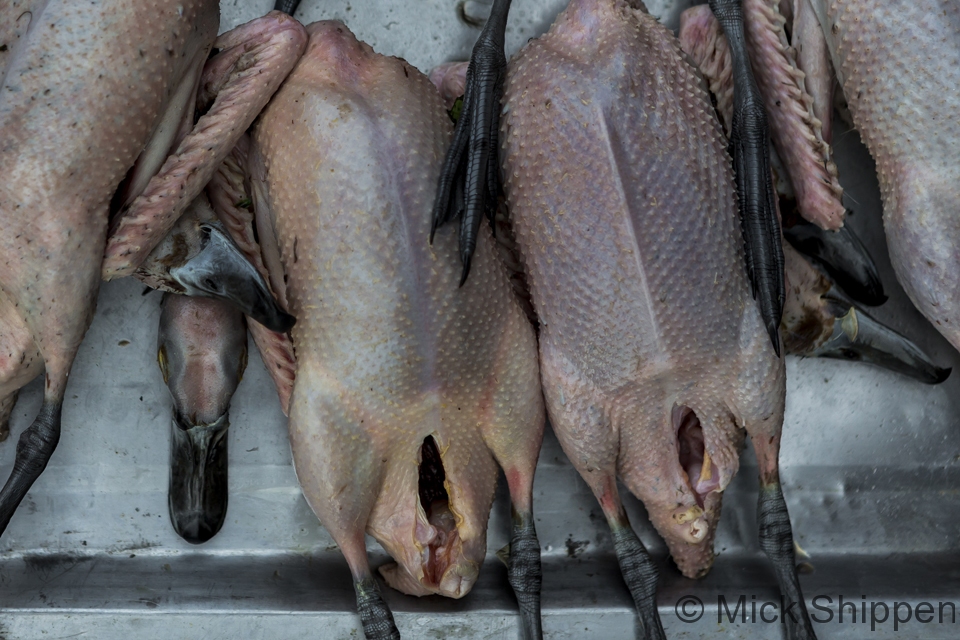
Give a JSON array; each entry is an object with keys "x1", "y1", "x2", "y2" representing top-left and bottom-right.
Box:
[{"x1": 2, "y1": 1, "x2": 959, "y2": 638}]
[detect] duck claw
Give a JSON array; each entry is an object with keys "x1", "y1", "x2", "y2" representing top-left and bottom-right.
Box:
[
  {"x1": 709, "y1": 0, "x2": 785, "y2": 356},
  {"x1": 432, "y1": 0, "x2": 512, "y2": 285},
  {"x1": 784, "y1": 218, "x2": 887, "y2": 306}
]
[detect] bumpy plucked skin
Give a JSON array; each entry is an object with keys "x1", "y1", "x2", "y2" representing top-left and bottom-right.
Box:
[
  {"x1": 812, "y1": 0, "x2": 960, "y2": 353},
  {"x1": 679, "y1": 5, "x2": 734, "y2": 133},
  {"x1": 0, "y1": 0, "x2": 218, "y2": 429},
  {"x1": 429, "y1": 62, "x2": 470, "y2": 111},
  {"x1": 502, "y1": 0, "x2": 784, "y2": 578},
  {"x1": 101, "y1": 11, "x2": 307, "y2": 279},
  {"x1": 251, "y1": 22, "x2": 543, "y2": 598}
]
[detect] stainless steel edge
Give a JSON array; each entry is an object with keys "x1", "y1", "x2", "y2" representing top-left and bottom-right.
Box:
[{"x1": 1, "y1": 1, "x2": 958, "y2": 638}]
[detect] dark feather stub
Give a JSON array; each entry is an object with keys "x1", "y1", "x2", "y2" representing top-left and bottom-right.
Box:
[
  {"x1": 709, "y1": 0, "x2": 785, "y2": 356},
  {"x1": 431, "y1": 0, "x2": 513, "y2": 285}
]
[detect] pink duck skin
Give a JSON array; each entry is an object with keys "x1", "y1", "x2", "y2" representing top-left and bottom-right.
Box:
[
  {"x1": 804, "y1": 0, "x2": 960, "y2": 357},
  {"x1": 500, "y1": 1, "x2": 816, "y2": 638},
  {"x1": 708, "y1": 0, "x2": 960, "y2": 362},
  {"x1": 236, "y1": 22, "x2": 545, "y2": 640},
  {"x1": 0, "y1": 1, "x2": 305, "y2": 537},
  {"x1": 429, "y1": 50, "x2": 946, "y2": 392}
]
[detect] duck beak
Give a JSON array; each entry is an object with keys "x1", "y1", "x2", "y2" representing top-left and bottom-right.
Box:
[
  {"x1": 169, "y1": 223, "x2": 295, "y2": 332},
  {"x1": 783, "y1": 218, "x2": 887, "y2": 306},
  {"x1": 814, "y1": 291, "x2": 951, "y2": 384},
  {"x1": 168, "y1": 413, "x2": 230, "y2": 544}
]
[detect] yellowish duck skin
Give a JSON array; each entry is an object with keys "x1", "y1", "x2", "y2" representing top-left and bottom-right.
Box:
[{"x1": 242, "y1": 22, "x2": 545, "y2": 640}]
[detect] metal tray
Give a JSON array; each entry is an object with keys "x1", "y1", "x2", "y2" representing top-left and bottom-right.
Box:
[{"x1": 2, "y1": 1, "x2": 959, "y2": 638}]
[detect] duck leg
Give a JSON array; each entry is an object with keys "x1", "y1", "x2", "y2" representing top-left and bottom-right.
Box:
[
  {"x1": 274, "y1": 0, "x2": 301, "y2": 14},
  {"x1": 752, "y1": 432, "x2": 816, "y2": 640},
  {"x1": 708, "y1": 0, "x2": 784, "y2": 355},
  {"x1": 432, "y1": 0, "x2": 511, "y2": 283},
  {"x1": 679, "y1": 5, "x2": 886, "y2": 313},
  {"x1": 0, "y1": 401, "x2": 62, "y2": 532},
  {"x1": 354, "y1": 573, "x2": 400, "y2": 640},
  {"x1": 0, "y1": 302, "x2": 43, "y2": 441},
  {"x1": 507, "y1": 509, "x2": 542, "y2": 639},
  {"x1": 0, "y1": 253, "x2": 100, "y2": 535},
  {"x1": 500, "y1": 481, "x2": 542, "y2": 639},
  {"x1": 604, "y1": 498, "x2": 665, "y2": 640}
]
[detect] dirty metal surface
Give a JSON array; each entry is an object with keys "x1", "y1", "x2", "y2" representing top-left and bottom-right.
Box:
[{"x1": 1, "y1": 1, "x2": 959, "y2": 638}]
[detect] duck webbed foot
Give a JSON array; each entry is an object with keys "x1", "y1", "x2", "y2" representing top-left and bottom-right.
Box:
[
  {"x1": 431, "y1": 0, "x2": 512, "y2": 284},
  {"x1": 709, "y1": 0, "x2": 785, "y2": 355}
]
